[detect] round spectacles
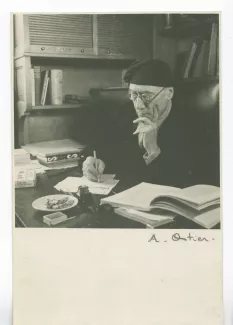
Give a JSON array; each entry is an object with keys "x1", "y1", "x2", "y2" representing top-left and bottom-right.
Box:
[{"x1": 128, "y1": 87, "x2": 165, "y2": 104}]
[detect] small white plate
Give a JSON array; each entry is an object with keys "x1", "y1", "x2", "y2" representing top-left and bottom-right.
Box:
[{"x1": 32, "y1": 194, "x2": 78, "y2": 212}]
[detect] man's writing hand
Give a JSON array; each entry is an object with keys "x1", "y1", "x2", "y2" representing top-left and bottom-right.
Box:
[{"x1": 82, "y1": 156, "x2": 105, "y2": 182}]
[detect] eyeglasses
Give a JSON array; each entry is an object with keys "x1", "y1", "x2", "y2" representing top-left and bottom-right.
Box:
[{"x1": 128, "y1": 87, "x2": 165, "y2": 104}]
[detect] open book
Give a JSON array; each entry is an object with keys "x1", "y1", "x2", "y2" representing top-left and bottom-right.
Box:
[{"x1": 101, "y1": 183, "x2": 220, "y2": 228}]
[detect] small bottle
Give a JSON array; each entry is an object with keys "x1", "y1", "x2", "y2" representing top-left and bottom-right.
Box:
[{"x1": 77, "y1": 185, "x2": 96, "y2": 212}]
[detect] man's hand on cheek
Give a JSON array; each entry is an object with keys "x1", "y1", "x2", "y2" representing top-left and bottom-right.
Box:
[
  {"x1": 133, "y1": 117, "x2": 159, "y2": 156},
  {"x1": 133, "y1": 117, "x2": 157, "y2": 134}
]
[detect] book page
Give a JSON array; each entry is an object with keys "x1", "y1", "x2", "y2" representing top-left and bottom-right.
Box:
[
  {"x1": 194, "y1": 207, "x2": 221, "y2": 229},
  {"x1": 101, "y1": 182, "x2": 179, "y2": 210},
  {"x1": 176, "y1": 185, "x2": 220, "y2": 205}
]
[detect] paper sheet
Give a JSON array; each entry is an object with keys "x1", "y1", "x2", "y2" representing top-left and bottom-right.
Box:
[
  {"x1": 14, "y1": 148, "x2": 29, "y2": 156},
  {"x1": 15, "y1": 160, "x2": 51, "y2": 174},
  {"x1": 54, "y1": 175, "x2": 119, "y2": 195}
]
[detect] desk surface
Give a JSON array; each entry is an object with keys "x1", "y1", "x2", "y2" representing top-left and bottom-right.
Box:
[{"x1": 15, "y1": 169, "x2": 220, "y2": 229}]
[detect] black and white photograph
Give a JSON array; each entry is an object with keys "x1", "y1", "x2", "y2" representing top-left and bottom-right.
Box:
[{"x1": 13, "y1": 13, "x2": 220, "y2": 229}]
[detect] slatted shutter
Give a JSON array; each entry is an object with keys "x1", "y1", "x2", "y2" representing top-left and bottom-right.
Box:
[
  {"x1": 97, "y1": 14, "x2": 153, "y2": 59},
  {"x1": 26, "y1": 14, "x2": 94, "y2": 56}
]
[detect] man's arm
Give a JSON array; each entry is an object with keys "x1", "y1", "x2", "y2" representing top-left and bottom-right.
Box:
[{"x1": 92, "y1": 101, "x2": 145, "y2": 177}]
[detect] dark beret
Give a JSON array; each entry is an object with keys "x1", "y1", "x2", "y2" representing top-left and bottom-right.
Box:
[{"x1": 123, "y1": 59, "x2": 173, "y2": 87}]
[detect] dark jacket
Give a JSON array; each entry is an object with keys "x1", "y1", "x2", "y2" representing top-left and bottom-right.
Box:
[{"x1": 85, "y1": 99, "x2": 220, "y2": 188}]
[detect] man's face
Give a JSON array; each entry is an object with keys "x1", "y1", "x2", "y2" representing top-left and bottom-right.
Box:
[{"x1": 129, "y1": 84, "x2": 173, "y2": 122}]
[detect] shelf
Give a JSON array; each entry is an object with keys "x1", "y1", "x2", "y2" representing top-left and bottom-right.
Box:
[
  {"x1": 90, "y1": 87, "x2": 128, "y2": 93},
  {"x1": 175, "y1": 76, "x2": 219, "y2": 84},
  {"x1": 160, "y1": 21, "x2": 213, "y2": 39},
  {"x1": 15, "y1": 51, "x2": 138, "y2": 61},
  {"x1": 27, "y1": 103, "x2": 89, "y2": 112}
]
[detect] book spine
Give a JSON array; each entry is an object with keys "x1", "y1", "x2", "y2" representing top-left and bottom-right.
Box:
[
  {"x1": 183, "y1": 42, "x2": 198, "y2": 78},
  {"x1": 36, "y1": 154, "x2": 48, "y2": 162},
  {"x1": 30, "y1": 69, "x2": 35, "y2": 106},
  {"x1": 201, "y1": 40, "x2": 210, "y2": 76},
  {"x1": 50, "y1": 70, "x2": 63, "y2": 105},
  {"x1": 122, "y1": 69, "x2": 128, "y2": 87},
  {"x1": 40, "y1": 71, "x2": 50, "y2": 105},
  {"x1": 207, "y1": 22, "x2": 218, "y2": 76},
  {"x1": 174, "y1": 51, "x2": 188, "y2": 80},
  {"x1": 192, "y1": 43, "x2": 204, "y2": 78},
  {"x1": 216, "y1": 32, "x2": 219, "y2": 77},
  {"x1": 189, "y1": 38, "x2": 203, "y2": 78},
  {"x1": 37, "y1": 152, "x2": 80, "y2": 162},
  {"x1": 42, "y1": 77, "x2": 50, "y2": 105},
  {"x1": 34, "y1": 66, "x2": 41, "y2": 105}
]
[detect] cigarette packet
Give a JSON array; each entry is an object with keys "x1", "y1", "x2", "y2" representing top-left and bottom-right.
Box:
[{"x1": 43, "y1": 212, "x2": 67, "y2": 226}]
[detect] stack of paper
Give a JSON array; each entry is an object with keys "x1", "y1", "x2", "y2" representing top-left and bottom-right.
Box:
[
  {"x1": 15, "y1": 160, "x2": 50, "y2": 175},
  {"x1": 14, "y1": 148, "x2": 31, "y2": 164},
  {"x1": 14, "y1": 148, "x2": 50, "y2": 175},
  {"x1": 54, "y1": 175, "x2": 119, "y2": 195},
  {"x1": 115, "y1": 208, "x2": 175, "y2": 228}
]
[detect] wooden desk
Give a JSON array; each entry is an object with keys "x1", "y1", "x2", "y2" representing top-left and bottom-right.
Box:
[{"x1": 15, "y1": 169, "x2": 220, "y2": 229}]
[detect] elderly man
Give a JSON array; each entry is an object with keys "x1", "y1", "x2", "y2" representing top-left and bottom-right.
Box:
[{"x1": 82, "y1": 59, "x2": 219, "y2": 187}]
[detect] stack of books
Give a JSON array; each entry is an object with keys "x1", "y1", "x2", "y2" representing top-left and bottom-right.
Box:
[
  {"x1": 101, "y1": 183, "x2": 220, "y2": 229},
  {"x1": 23, "y1": 139, "x2": 86, "y2": 169}
]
